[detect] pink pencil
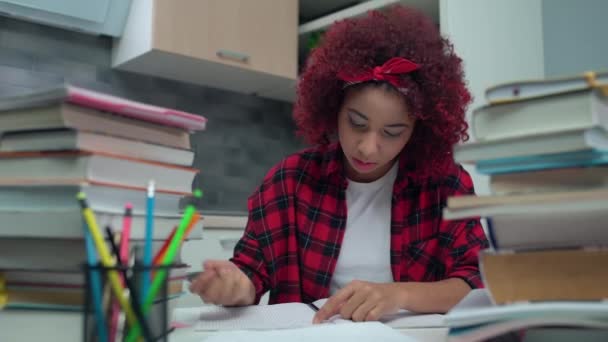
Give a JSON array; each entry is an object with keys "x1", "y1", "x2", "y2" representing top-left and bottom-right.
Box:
[
  {"x1": 119, "y1": 203, "x2": 133, "y2": 265},
  {"x1": 109, "y1": 203, "x2": 133, "y2": 342}
]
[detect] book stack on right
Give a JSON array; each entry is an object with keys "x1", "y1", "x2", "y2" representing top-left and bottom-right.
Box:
[{"x1": 444, "y1": 71, "x2": 608, "y2": 341}]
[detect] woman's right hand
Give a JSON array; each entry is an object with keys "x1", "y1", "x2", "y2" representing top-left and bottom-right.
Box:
[{"x1": 188, "y1": 260, "x2": 256, "y2": 306}]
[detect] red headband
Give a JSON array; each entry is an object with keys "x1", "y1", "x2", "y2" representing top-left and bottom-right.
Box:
[{"x1": 337, "y1": 57, "x2": 420, "y2": 93}]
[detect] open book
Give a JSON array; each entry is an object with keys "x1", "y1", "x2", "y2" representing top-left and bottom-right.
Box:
[
  {"x1": 202, "y1": 322, "x2": 416, "y2": 342},
  {"x1": 173, "y1": 298, "x2": 444, "y2": 331}
]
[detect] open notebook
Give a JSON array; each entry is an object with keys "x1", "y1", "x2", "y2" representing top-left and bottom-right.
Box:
[
  {"x1": 203, "y1": 322, "x2": 416, "y2": 342},
  {"x1": 173, "y1": 298, "x2": 445, "y2": 331}
]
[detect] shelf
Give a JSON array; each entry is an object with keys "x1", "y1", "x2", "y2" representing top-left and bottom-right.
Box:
[
  {"x1": 298, "y1": 0, "x2": 401, "y2": 35},
  {"x1": 297, "y1": 0, "x2": 439, "y2": 72}
]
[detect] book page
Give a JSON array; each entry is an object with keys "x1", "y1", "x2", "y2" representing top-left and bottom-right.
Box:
[
  {"x1": 184, "y1": 297, "x2": 446, "y2": 331},
  {"x1": 381, "y1": 311, "x2": 445, "y2": 328},
  {"x1": 194, "y1": 302, "x2": 317, "y2": 331},
  {"x1": 312, "y1": 297, "x2": 444, "y2": 328},
  {"x1": 203, "y1": 321, "x2": 414, "y2": 342}
]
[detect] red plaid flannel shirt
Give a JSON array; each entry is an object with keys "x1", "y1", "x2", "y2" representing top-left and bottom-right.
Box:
[{"x1": 231, "y1": 143, "x2": 488, "y2": 304}]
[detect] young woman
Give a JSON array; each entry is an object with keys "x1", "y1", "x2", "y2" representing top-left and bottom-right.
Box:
[{"x1": 189, "y1": 5, "x2": 488, "y2": 323}]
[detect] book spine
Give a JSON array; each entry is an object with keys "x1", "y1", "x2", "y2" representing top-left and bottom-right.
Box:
[{"x1": 485, "y1": 217, "x2": 498, "y2": 250}]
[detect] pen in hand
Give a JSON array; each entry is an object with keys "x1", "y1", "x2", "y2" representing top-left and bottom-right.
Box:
[{"x1": 186, "y1": 271, "x2": 202, "y2": 283}]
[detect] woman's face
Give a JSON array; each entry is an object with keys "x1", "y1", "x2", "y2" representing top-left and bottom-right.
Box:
[{"x1": 338, "y1": 85, "x2": 416, "y2": 182}]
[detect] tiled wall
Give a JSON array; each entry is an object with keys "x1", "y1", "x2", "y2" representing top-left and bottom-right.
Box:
[{"x1": 0, "y1": 17, "x2": 303, "y2": 214}]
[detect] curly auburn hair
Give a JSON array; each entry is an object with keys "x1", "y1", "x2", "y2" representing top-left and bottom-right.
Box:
[{"x1": 293, "y1": 5, "x2": 471, "y2": 179}]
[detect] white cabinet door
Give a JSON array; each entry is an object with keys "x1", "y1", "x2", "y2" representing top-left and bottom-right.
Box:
[
  {"x1": 1, "y1": 0, "x2": 111, "y2": 22},
  {"x1": 0, "y1": 0, "x2": 131, "y2": 36},
  {"x1": 439, "y1": 0, "x2": 545, "y2": 197}
]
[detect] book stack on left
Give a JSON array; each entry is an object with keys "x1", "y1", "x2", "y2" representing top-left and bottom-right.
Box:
[
  {"x1": 443, "y1": 71, "x2": 608, "y2": 341},
  {"x1": 0, "y1": 84, "x2": 208, "y2": 342}
]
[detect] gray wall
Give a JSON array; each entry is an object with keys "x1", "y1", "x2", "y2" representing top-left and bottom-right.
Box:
[
  {"x1": 542, "y1": 0, "x2": 608, "y2": 77},
  {"x1": 0, "y1": 17, "x2": 303, "y2": 214}
]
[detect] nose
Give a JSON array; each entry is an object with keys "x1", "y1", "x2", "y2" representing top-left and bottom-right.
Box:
[{"x1": 357, "y1": 132, "x2": 380, "y2": 159}]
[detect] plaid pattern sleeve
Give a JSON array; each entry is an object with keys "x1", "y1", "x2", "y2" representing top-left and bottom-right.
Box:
[
  {"x1": 229, "y1": 202, "x2": 270, "y2": 304},
  {"x1": 229, "y1": 160, "x2": 286, "y2": 304},
  {"x1": 230, "y1": 144, "x2": 348, "y2": 304},
  {"x1": 437, "y1": 165, "x2": 489, "y2": 288}
]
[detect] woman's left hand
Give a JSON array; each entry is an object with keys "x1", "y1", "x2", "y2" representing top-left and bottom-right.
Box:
[{"x1": 313, "y1": 280, "x2": 404, "y2": 323}]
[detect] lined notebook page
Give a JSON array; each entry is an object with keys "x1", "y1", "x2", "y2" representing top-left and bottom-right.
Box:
[
  {"x1": 193, "y1": 303, "x2": 318, "y2": 331},
  {"x1": 203, "y1": 322, "x2": 414, "y2": 342},
  {"x1": 381, "y1": 311, "x2": 445, "y2": 328},
  {"x1": 174, "y1": 298, "x2": 445, "y2": 332}
]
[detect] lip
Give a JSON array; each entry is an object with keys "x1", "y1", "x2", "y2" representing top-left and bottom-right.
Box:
[{"x1": 351, "y1": 157, "x2": 377, "y2": 171}]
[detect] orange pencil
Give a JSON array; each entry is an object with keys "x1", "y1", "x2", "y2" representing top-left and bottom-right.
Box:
[{"x1": 152, "y1": 213, "x2": 201, "y2": 266}]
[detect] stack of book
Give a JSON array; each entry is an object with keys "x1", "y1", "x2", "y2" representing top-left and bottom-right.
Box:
[
  {"x1": 0, "y1": 84, "x2": 208, "y2": 341},
  {"x1": 443, "y1": 71, "x2": 608, "y2": 341},
  {"x1": 445, "y1": 289, "x2": 608, "y2": 342}
]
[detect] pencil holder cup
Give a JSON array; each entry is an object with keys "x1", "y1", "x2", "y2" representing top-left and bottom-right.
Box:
[{"x1": 82, "y1": 262, "x2": 187, "y2": 342}]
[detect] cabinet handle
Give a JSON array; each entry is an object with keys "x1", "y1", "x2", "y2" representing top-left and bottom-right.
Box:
[{"x1": 216, "y1": 49, "x2": 250, "y2": 63}]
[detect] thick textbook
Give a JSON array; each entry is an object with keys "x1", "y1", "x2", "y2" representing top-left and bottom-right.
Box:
[
  {"x1": 0, "y1": 103, "x2": 191, "y2": 149},
  {"x1": 488, "y1": 166, "x2": 608, "y2": 195},
  {"x1": 0, "y1": 210, "x2": 201, "y2": 240},
  {"x1": 485, "y1": 70, "x2": 608, "y2": 104},
  {"x1": 484, "y1": 209, "x2": 608, "y2": 250},
  {"x1": 0, "y1": 83, "x2": 207, "y2": 131},
  {"x1": 454, "y1": 127, "x2": 608, "y2": 164},
  {"x1": 475, "y1": 150, "x2": 608, "y2": 175},
  {"x1": 480, "y1": 249, "x2": 608, "y2": 304},
  {"x1": 445, "y1": 288, "x2": 608, "y2": 342},
  {"x1": 472, "y1": 88, "x2": 608, "y2": 141},
  {"x1": 0, "y1": 129, "x2": 194, "y2": 166},
  {"x1": 443, "y1": 188, "x2": 608, "y2": 221},
  {"x1": 0, "y1": 151, "x2": 197, "y2": 194},
  {"x1": 0, "y1": 238, "x2": 187, "y2": 270},
  {"x1": 0, "y1": 183, "x2": 185, "y2": 217},
  {"x1": 445, "y1": 289, "x2": 608, "y2": 328}
]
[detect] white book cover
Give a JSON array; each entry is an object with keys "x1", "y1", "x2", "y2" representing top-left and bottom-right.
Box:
[
  {"x1": 485, "y1": 71, "x2": 608, "y2": 104},
  {"x1": 472, "y1": 88, "x2": 608, "y2": 141}
]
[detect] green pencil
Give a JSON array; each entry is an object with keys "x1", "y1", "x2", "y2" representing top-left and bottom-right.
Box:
[{"x1": 125, "y1": 189, "x2": 202, "y2": 342}]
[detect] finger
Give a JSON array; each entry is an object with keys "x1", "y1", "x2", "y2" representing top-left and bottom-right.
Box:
[
  {"x1": 200, "y1": 274, "x2": 226, "y2": 304},
  {"x1": 339, "y1": 289, "x2": 368, "y2": 320},
  {"x1": 203, "y1": 259, "x2": 230, "y2": 272},
  {"x1": 216, "y1": 268, "x2": 238, "y2": 305},
  {"x1": 203, "y1": 267, "x2": 240, "y2": 305},
  {"x1": 351, "y1": 298, "x2": 377, "y2": 322},
  {"x1": 188, "y1": 268, "x2": 217, "y2": 294},
  {"x1": 313, "y1": 285, "x2": 355, "y2": 324},
  {"x1": 365, "y1": 305, "x2": 384, "y2": 322}
]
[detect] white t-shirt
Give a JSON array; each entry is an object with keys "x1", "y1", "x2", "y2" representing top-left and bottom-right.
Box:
[{"x1": 329, "y1": 162, "x2": 398, "y2": 294}]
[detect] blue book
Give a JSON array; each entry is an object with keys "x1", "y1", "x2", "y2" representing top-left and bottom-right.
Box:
[{"x1": 476, "y1": 149, "x2": 608, "y2": 175}]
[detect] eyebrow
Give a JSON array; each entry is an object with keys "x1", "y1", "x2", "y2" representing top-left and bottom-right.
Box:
[{"x1": 348, "y1": 108, "x2": 410, "y2": 128}]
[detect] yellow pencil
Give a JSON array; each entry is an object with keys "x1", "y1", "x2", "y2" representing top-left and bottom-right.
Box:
[{"x1": 77, "y1": 192, "x2": 138, "y2": 329}]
